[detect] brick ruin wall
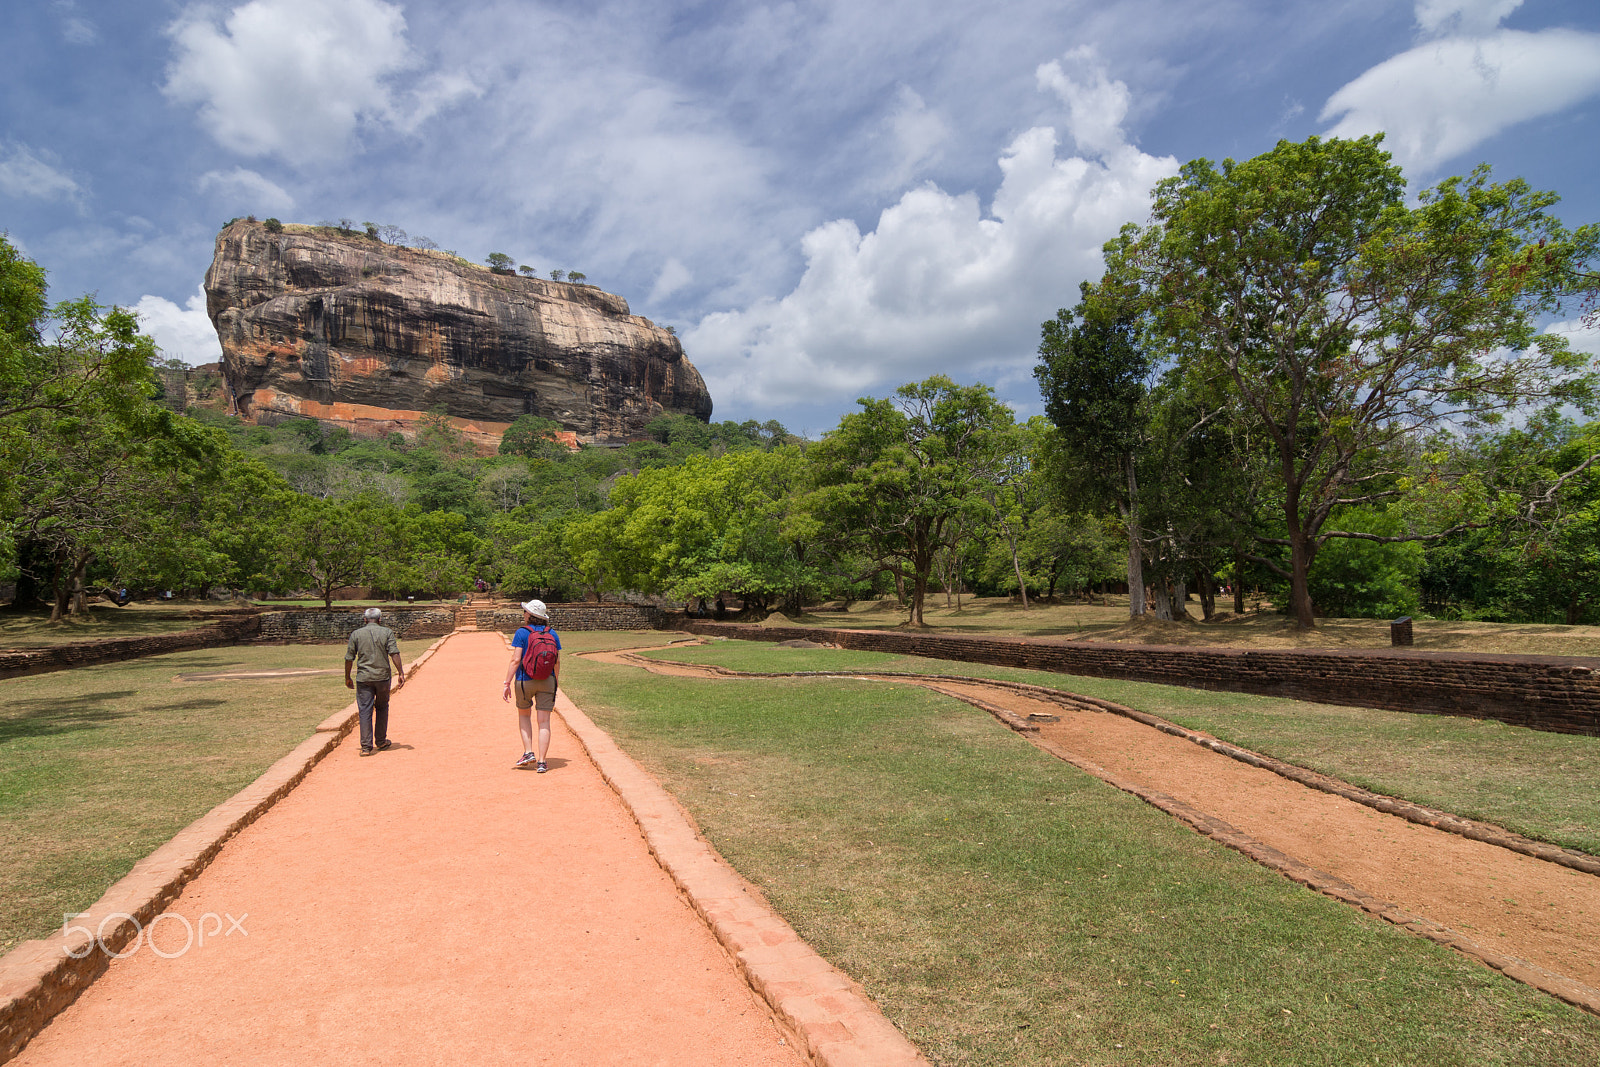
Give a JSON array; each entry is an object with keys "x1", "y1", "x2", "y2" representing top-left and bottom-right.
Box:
[
  {"x1": 253, "y1": 608, "x2": 455, "y2": 642},
  {"x1": 478, "y1": 603, "x2": 661, "y2": 632},
  {"x1": 675, "y1": 620, "x2": 1600, "y2": 737}
]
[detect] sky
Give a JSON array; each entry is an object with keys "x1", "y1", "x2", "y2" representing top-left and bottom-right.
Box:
[{"x1": 4, "y1": 0, "x2": 1599, "y2": 436}]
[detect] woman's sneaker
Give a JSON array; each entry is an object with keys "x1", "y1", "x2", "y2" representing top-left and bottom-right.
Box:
[
  {"x1": 514, "y1": 751, "x2": 537, "y2": 769},
  {"x1": 536, "y1": 761, "x2": 548, "y2": 774}
]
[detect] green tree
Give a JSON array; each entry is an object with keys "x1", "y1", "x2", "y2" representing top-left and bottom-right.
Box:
[
  {"x1": 499, "y1": 414, "x2": 566, "y2": 458},
  {"x1": 1035, "y1": 287, "x2": 1157, "y2": 617},
  {"x1": 1107, "y1": 135, "x2": 1598, "y2": 627},
  {"x1": 0, "y1": 257, "x2": 223, "y2": 618},
  {"x1": 486, "y1": 252, "x2": 515, "y2": 274},
  {"x1": 603, "y1": 447, "x2": 819, "y2": 611},
  {"x1": 271, "y1": 498, "x2": 389, "y2": 607},
  {"x1": 806, "y1": 375, "x2": 1013, "y2": 626}
]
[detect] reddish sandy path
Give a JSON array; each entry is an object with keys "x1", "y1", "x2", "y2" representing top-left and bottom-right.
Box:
[
  {"x1": 605, "y1": 650, "x2": 1600, "y2": 1006},
  {"x1": 14, "y1": 632, "x2": 804, "y2": 1066}
]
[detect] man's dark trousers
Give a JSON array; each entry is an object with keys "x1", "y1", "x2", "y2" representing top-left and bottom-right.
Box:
[{"x1": 355, "y1": 679, "x2": 392, "y2": 750}]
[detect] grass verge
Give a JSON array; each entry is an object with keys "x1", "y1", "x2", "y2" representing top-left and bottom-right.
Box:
[
  {"x1": 764, "y1": 596, "x2": 1600, "y2": 656},
  {"x1": 0, "y1": 638, "x2": 433, "y2": 951},
  {"x1": 647, "y1": 641, "x2": 1600, "y2": 857},
  {"x1": 561, "y1": 652, "x2": 1600, "y2": 1065},
  {"x1": 0, "y1": 605, "x2": 240, "y2": 647}
]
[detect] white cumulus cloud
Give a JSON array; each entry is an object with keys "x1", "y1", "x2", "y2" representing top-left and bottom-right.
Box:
[
  {"x1": 648, "y1": 258, "x2": 693, "y2": 305},
  {"x1": 0, "y1": 141, "x2": 82, "y2": 203},
  {"x1": 1322, "y1": 2, "x2": 1600, "y2": 174},
  {"x1": 1545, "y1": 316, "x2": 1600, "y2": 360},
  {"x1": 134, "y1": 286, "x2": 223, "y2": 366},
  {"x1": 686, "y1": 53, "x2": 1177, "y2": 419},
  {"x1": 163, "y1": 0, "x2": 467, "y2": 166},
  {"x1": 1415, "y1": 0, "x2": 1523, "y2": 38},
  {"x1": 197, "y1": 167, "x2": 295, "y2": 213}
]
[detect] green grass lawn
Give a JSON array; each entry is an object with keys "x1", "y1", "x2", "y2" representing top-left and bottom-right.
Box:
[
  {"x1": 0, "y1": 638, "x2": 434, "y2": 952},
  {"x1": 763, "y1": 596, "x2": 1600, "y2": 657},
  {"x1": 0, "y1": 605, "x2": 239, "y2": 647},
  {"x1": 646, "y1": 641, "x2": 1600, "y2": 857},
  {"x1": 560, "y1": 651, "x2": 1600, "y2": 1065}
]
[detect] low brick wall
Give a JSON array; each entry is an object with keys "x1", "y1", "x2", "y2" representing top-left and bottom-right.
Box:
[
  {"x1": 478, "y1": 603, "x2": 662, "y2": 632},
  {"x1": 254, "y1": 608, "x2": 455, "y2": 642},
  {"x1": 677, "y1": 621, "x2": 1600, "y2": 737},
  {"x1": 0, "y1": 617, "x2": 263, "y2": 680}
]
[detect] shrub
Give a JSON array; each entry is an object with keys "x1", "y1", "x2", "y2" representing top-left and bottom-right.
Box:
[{"x1": 264, "y1": 218, "x2": 283, "y2": 233}]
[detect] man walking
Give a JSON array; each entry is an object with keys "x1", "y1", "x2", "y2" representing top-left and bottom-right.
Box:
[
  {"x1": 503, "y1": 599, "x2": 560, "y2": 772},
  {"x1": 345, "y1": 607, "x2": 406, "y2": 756}
]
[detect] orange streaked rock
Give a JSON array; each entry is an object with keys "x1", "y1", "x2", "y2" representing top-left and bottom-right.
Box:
[{"x1": 205, "y1": 221, "x2": 712, "y2": 446}]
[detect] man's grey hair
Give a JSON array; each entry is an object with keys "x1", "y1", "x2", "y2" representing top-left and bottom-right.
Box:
[{"x1": 364, "y1": 607, "x2": 382, "y2": 620}]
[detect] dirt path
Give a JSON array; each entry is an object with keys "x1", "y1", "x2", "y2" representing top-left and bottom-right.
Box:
[
  {"x1": 14, "y1": 633, "x2": 804, "y2": 1066},
  {"x1": 598, "y1": 649, "x2": 1600, "y2": 1010}
]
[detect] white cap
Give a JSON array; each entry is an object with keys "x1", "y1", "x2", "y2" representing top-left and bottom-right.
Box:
[{"x1": 522, "y1": 599, "x2": 549, "y2": 620}]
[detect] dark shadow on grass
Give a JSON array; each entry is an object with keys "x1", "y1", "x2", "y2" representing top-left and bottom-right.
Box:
[
  {"x1": 0, "y1": 691, "x2": 138, "y2": 743},
  {"x1": 147, "y1": 699, "x2": 230, "y2": 712}
]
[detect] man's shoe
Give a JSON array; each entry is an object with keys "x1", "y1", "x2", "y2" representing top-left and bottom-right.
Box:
[
  {"x1": 376, "y1": 739, "x2": 393, "y2": 751},
  {"x1": 360, "y1": 747, "x2": 376, "y2": 757},
  {"x1": 514, "y1": 751, "x2": 537, "y2": 768}
]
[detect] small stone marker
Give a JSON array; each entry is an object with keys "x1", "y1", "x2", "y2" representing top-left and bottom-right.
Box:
[{"x1": 1390, "y1": 616, "x2": 1413, "y2": 647}]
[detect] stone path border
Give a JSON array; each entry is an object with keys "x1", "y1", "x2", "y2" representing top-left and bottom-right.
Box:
[
  {"x1": 0, "y1": 633, "x2": 456, "y2": 1064},
  {"x1": 614, "y1": 652, "x2": 1600, "y2": 1018},
  {"x1": 541, "y1": 638, "x2": 928, "y2": 1067}
]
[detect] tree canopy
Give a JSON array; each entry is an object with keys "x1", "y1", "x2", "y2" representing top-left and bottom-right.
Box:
[{"x1": 1103, "y1": 135, "x2": 1599, "y2": 627}]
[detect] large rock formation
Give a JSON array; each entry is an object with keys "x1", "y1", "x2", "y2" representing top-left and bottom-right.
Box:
[{"x1": 204, "y1": 220, "x2": 712, "y2": 447}]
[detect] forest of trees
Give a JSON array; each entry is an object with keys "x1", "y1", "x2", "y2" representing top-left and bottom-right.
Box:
[{"x1": 3, "y1": 135, "x2": 1598, "y2": 628}]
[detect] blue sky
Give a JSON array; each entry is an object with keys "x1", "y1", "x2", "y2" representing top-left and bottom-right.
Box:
[{"x1": 4, "y1": 0, "x2": 1599, "y2": 435}]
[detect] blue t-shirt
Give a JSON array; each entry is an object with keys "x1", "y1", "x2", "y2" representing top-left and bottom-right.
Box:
[{"x1": 512, "y1": 624, "x2": 561, "y2": 682}]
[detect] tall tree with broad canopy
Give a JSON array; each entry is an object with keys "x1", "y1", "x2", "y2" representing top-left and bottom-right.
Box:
[
  {"x1": 1104, "y1": 134, "x2": 1598, "y2": 628},
  {"x1": 806, "y1": 375, "x2": 1014, "y2": 627},
  {"x1": 0, "y1": 239, "x2": 225, "y2": 618},
  {"x1": 1035, "y1": 286, "x2": 1158, "y2": 617}
]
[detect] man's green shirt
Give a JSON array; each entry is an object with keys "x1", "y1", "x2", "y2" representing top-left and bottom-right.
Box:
[{"x1": 345, "y1": 622, "x2": 399, "y2": 682}]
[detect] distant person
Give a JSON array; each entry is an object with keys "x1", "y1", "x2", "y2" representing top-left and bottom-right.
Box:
[
  {"x1": 344, "y1": 607, "x2": 406, "y2": 756},
  {"x1": 715, "y1": 597, "x2": 726, "y2": 620},
  {"x1": 503, "y1": 599, "x2": 561, "y2": 772}
]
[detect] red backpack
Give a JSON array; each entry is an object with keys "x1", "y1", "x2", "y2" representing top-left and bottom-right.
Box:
[{"x1": 518, "y1": 626, "x2": 559, "y2": 680}]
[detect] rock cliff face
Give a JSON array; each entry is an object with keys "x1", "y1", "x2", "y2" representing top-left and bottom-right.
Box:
[{"x1": 204, "y1": 221, "x2": 712, "y2": 447}]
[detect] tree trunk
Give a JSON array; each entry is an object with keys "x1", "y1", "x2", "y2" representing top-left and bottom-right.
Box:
[
  {"x1": 1151, "y1": 577, "x2": 1172, "y2": 620},
  {"x1": 1123, "y1": 454, "x2": 1145, "y2": 618},
  {"x1": 49, "y1": 552, "x2": 68, "y2": 623},
  {"x1": 1233, "y1": 551, "x2": 1246, "y2": 615},
  {"x1": 1289, "y1": 529, "x2": 1317, "y2": 628},
  {"x1": 1172, "y1": 572, "x2": 1188, "y2": 621},
  {"x1": 1198, "y1": 566, "x2": 1215, "y2": 621},
  {"x1": 68, "y1": 548, "x2": 92, "y2": 616},
  {"x1": 1008, "y1": 531, "x2": 1029, "y2": 609}
]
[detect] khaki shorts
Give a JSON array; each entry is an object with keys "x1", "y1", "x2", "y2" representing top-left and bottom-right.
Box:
[{"x1": 514, "y1": 676, "x2": 556, "y2": 712}]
